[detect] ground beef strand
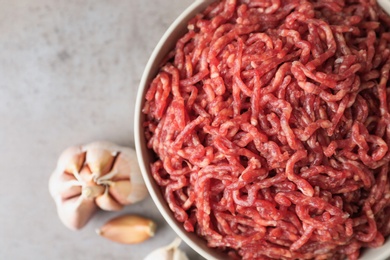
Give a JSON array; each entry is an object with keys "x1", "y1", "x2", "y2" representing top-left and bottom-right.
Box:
[{"x1": 143, "y1": 0, "x2": 390, "y2": 259}]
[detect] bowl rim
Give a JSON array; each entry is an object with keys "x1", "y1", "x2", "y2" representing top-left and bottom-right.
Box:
[{"x1": 134, "y1": 1, "x2": 390, "y2": 259}]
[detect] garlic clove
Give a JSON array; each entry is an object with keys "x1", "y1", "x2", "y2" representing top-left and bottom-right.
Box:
[
  {"x1": 95, "y1": 188, "x2": 123, "y2": 211},
  {"x1": 97, "y1": 215, "x2": 156, "y2": 244},
  {"x1": 85, "y1": 147, "x2": 115, "y2": 179},
  {"x1": 109, "y1": 152, "x2": 133, "y2": 181},
  {"x1": 56, "y1": 196, "x2": 97, "y2": 230},
  {"x1": 110, "y1": 148, "x2": 139, "y2": 180},
  {"x1": 49, "y1": 170, "x2": 82, "y2": 200},
  {"x1": 110, "y1": 149, "x2": 148, "y2": 204},
  {"x1": 122, "y1": 148, "x2": 148, "y2": 203},
  {"x1": 82, "y1": 141, "x2": 121, "y2": 177},
  {"x1": 57, "y1": 146, "x2": 86, "y2": 174},
  {"x1": 108, "y1": 180, "x2": 132, "y2": 205},
  {"x1": 144, "y1": 237, "x2": 189, "y2": 260},
  {"x1": 78, "y1": 165, "x2": 94, "y2": 185}
]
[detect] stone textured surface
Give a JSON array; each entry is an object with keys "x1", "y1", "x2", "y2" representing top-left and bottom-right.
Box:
[{"x1": 0, "y1": 0, "x2": 204, "y2": 259}]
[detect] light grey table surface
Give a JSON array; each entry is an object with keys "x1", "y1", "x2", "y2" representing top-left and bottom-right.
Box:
[{"x1": 0, "y1": 0, "x2": 205, "y2": 259}]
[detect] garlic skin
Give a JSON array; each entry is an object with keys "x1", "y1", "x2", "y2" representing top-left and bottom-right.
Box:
[
  {"x1": 144, "y1": 238, "x2": 189, "y2": 260},
  {"x1": 97, "y1": 215, "x2": 156, "y2": 244},
  {"x1": 57, "y1": 196, "x2": 97, "y2": 230},
  {"x1": 48, "y1": 141, "x2": 148, "y2": 230}
]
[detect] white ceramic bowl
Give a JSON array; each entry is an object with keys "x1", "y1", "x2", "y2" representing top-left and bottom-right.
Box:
[{"x1": 134, "y1": 1, "x2": 390, "y2": 259}]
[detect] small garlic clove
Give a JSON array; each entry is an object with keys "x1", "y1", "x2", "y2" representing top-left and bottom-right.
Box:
[
  {"x1": 56, "y1": 196, "x2": 97, "y2": 230},
  {"x1": 57, "y1": 146, "x2": 86, "y2": 174},
  {"x1": 110, "y1": 149, "x2": 148, "y2": 204},
  {"x1": 82, "y1": 141, "x2": 121, "y2": 178},
  {"x1": 123, "y1": 148, "x2": 149, "y2": 204},
  {"x1": 97, "y1": 215, "x2": 156, "y2": 244},
  {"x1": 110, "y1": 148, "x2": 139, "y2": 180},
  {"x1": 95, "y1": 188, "x2": 123, "y2": 211},
  {"x1": 109, "y1": 152, "x2": 133, "y2": 181},
  {"x1": 49, "y1": 170, "x2": 82, "y2": 200},
  {"x1": 144, "y1": 237, "x2": 189, "y2": 260},
  {"x1": 78, "y1": 165, "x2": 94, "y2": 185},
  {"x1": 85, "y1": 147, "x2": 115, "y2": 179},
  {"x1": 108, "y1": 180, "x2": 132, "y2": 205}
]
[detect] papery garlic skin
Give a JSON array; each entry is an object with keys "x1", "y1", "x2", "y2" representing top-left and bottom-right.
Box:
[
  {"x1": 144, "y1": 238, "x2": 189, "y2": 260},
  {"x1": 57, "y1": 196, "x2": 97, "y2": 230},
  {"x1": 49, "y1": 141, "x2": 148, "y2": 230},
  {"x1": 95, "y1": 187, "x2": 123, "y2": 211}
]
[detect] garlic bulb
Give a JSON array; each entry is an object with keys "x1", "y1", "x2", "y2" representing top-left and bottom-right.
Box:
[
  {"x1": 49, "y1": 141, "x2": 148, "y2": 230},
  {"x1": 144, "y1": 237, "x2": 189, "y2": 260}
]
